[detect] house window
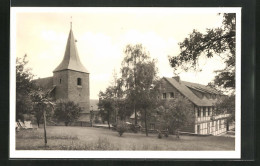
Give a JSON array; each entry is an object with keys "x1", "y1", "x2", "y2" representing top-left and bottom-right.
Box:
[
  {"x1": 163, "y1": 93, "x2": 166, "y2": 99},
  {"x1": 77, "y1": 78, "x2": 82, "y2": 86},
  {"x1": 203, "y1": 107, "x2": 206, "y2": 117},
  {"x1": 219, "y1": 120, "x2": 222, "y2": 129},
  {"x1": 198, "y1": 108, "x2": 201, "y2": 117},
  {"x1": 170, "y1": 92, "x2": 174, "y2": 98},
  {"x1": 216, "y1": 121, "x2": 218, "y2": 131},
  {"x1": 208, "y1": 107, "x2": 211, "y2": 116},
  {"x1": 59, "y1": 79, "x2": 62, "y2": 84}
]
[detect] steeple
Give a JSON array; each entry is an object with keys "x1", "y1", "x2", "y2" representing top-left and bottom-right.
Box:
[{"x1": 53, "y1": 24, "x2": 89, "y2": 73}]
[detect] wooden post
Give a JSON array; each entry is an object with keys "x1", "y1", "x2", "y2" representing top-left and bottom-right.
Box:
[{"x1": 43, "y1": 109, "x2": 47, "y2": 147}]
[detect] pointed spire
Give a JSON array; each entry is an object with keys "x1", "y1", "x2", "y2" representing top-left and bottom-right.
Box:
[
  {"x1": 53, "y1": 23, "x2": 89, "y2": 73},
  {"x1": 70, "y1": 16, "x2": 72, "y2": 29}
]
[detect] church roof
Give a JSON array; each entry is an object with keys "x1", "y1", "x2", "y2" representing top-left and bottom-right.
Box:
[{"x1": 53, "y1": 27, "x2": 89, "y2": 73}]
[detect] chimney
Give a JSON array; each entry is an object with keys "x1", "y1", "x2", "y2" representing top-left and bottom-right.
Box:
[{"x1": 173, "y1": 76, "x2": 180, "y2": 82}]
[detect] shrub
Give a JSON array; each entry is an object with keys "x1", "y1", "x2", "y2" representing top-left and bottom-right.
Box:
[
  {"x1": 129, "y1": 124, "x2": 138, "y2": 133},
  {"x1": 157, "y1": 130, "x2": 162, "y2": 139},
  {"x1": 116, "y1": 121, "x2": 128, "y2": 136}
]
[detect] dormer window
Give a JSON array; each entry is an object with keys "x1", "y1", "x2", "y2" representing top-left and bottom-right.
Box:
[
  {"x1": 170, "y1": 92, "x2": 174, "y2": 98},
  {"x1": 77, "y1": 78, "x2": 82, "y2": 86}
]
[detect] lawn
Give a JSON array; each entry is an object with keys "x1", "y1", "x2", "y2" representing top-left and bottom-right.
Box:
[{"x1": 16, "y1": 126, "x2": 235, "y2": 150}]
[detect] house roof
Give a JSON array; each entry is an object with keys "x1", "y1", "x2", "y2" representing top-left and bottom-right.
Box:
[
  {"x1": 53, "y1": 27, "x2": 89, "y2": 73},
  {"x1": 163, "y1": 77, "x2": 218, "y2": 107},
  {"x1": 34, "y1": 77, "x2": 53, "y2": 90},
  {"x1": 182, "y1": 81, "x2": 221, "y2": 94}
]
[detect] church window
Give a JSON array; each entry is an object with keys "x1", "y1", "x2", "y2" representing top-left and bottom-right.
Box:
[
  {"x1": 170, "y1": 92, "x2": 174, "y2": 98},
  {"x1": 77, "y1": 78, "x2": 82, "y2": 86}
]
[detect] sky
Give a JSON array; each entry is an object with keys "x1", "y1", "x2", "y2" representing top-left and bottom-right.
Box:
[{"x1": 13, "y1": 8, "x2": 230, "y2": 99}]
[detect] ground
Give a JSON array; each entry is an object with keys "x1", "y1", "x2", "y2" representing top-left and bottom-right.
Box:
[{"x1": 16, "y1": 126, "x2": 235, "y2": 150}]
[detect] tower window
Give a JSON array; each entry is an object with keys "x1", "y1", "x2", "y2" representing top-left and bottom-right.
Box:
[
  {"x1": 59, "y1": 79, "x2": 62, "y2": 84},
  {"x1": 77, "y1": 78, "x2": 82, "y2": 86}
]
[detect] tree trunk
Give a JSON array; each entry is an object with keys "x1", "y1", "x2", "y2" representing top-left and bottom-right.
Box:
[
  {"x1": 176, "y1": 129, "x2": 180, "y2": 139},
  {"x1": 43, "y1": 110, "x2": 47, "y2": 147},
  {"x1": 134, "y1": 104, "x2": 137, "y2": 125},
  {"x1": 108, "y1": 110, "x2": 110, "y2": 130},
  {"x1": 144, "y1": 108, "x2": 148, "y2": 136},
  {"x1": 37, "y1": 120, "x2": 40, "y2": 128}
]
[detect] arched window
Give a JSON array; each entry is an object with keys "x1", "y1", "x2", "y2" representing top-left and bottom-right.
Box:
[{"x1": 77, "y1": 78, "x2": 82, "y2": 86}]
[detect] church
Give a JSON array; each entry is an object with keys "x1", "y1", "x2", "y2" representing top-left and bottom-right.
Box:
[{"x1": 34, "y1": 24, "x2": 90, "y2": 126}]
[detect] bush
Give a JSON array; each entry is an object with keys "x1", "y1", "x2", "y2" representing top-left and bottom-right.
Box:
[
  {"x1": 129, "y1": 124, "x2": 138, "y2": 133},
  {"x1": 157, "y1": 130, "x2": 162, "y2": 139},
  {"x1": 116, "y1": 121, "x2": 128, "y2": 136}
]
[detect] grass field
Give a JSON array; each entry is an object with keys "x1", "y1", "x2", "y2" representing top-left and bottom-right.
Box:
[{"x1": 16, "y1": 126, "x2": 235, "y2": 150}]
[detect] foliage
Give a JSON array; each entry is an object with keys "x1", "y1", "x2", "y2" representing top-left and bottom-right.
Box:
[
  {"x1": 157, "y1": 130, "x2": 162, "y2": 139},
  {"x1": 16, "y1": 54, "x2": 35, "y2": 121},
  {"x1": 168, "y1": 13, "x2": 236, "y2": 92},
  {"x1": 129, "y1": 123, "x2": 138, "y2": 133},
  {"x1": 30, "y1": 88, "x2": 55, "y2": 146},
  {"x1": 121, "y1": 44, "x2": 160, "y2": 136},
  {"x1": 116, "y1": 121, "x2": 128, "y2": 136},
  {"x1": 158, "y1": 96, "x2": 194, "y2": 138},
  {"x1": 214, "y1": 95, "x2": 235, "y2": 122},
  {"x1": 98, "y1": 87, "x2": 117, "y2": 129},
  {"x1": 54, "y1": 100, "x2": 82, "y2": 126}
]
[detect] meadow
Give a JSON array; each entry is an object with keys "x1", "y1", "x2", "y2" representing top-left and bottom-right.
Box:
[{"x1": 16, "y1": 126, "x2": 235, "y2": 150}]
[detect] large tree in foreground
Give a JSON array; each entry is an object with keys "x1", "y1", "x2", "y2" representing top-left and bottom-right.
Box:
[
  {"x1": 16, "y1": 54, "x2": 35, "y2": 121},
  {"x1": 121, "y1": 44, "x2": 159, "y2": 136},
  {"x1": 168, "y1": 13, "x2": 236, "y2": 92},
  {"x1": 31, "y1": 89, "x2": 54, "y2": 147}
]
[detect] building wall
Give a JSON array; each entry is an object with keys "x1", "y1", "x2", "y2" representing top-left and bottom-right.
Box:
[
  {"x1": 160, "y1": 78, "x2": 183, "y2": 99},
  {"x1": 53, "y1": 70, "x2": 90, "y2": 115},
  {"x1": 160, "y1": 78, "x2": 231, "y2": 135},
  {"x1": 68, "y1": 70, "x2": 90, "y2": 113},
  {"x1": 53, "y1": 70, "x2": 69, "y2": 99}
]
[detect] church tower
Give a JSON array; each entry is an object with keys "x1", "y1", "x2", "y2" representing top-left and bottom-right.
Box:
[{"x1": 53, "y1": 23, "x2": 90, "y2": 123}]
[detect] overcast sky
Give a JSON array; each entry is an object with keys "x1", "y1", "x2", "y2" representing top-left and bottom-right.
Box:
[{"x1": 13, "y1": 8, "x2": 230, "y2": 99}]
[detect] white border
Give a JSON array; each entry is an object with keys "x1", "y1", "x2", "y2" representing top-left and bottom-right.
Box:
[{"x1": 10, "y1": 7, "x2": 241, "y2": 159}]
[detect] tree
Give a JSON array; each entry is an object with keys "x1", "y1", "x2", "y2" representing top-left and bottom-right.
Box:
[
  {"x1": 121, "y1": 44, "x2": 159, "y2": 136},
  {"x1": 213, "y1": 95, "x2": 235, "y2": 130},
  {"x1": 168, "y1": 13, "x2": 236, "y2": 92},
  {"x1": 98, "y1": 87, "x2": 116, "y2": 129},
  {"x1": 54, "y1": 100, "x2": 82, "y2": 126},
  {"x1": 159, "y1": 96, "x2": 194, "y2": 139},
  {"x1": 16, "y1": 54, "x2": 35, "y2": 121},
  {"x1": 121, "y1": 44, "x2": 150, "y2": 125},
  {"x1": 30, "y1": 88, "x2": 54, "y2": 147}
]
